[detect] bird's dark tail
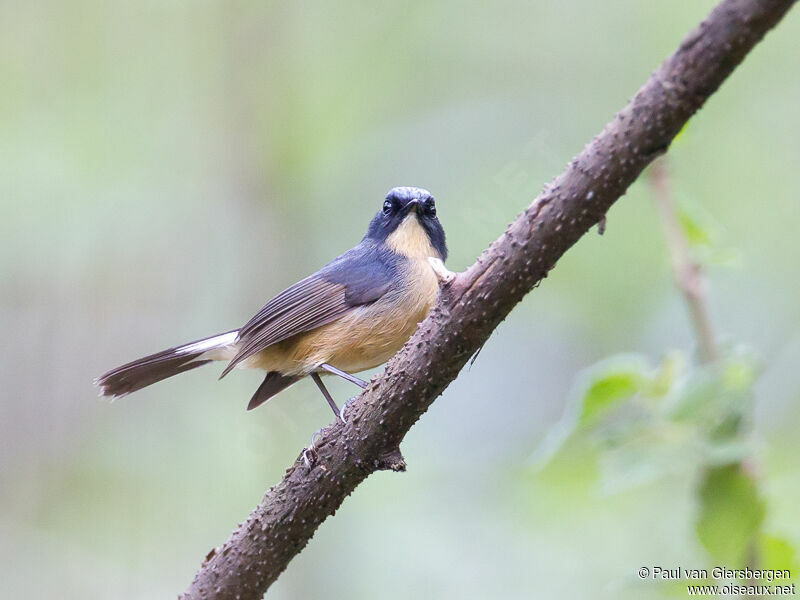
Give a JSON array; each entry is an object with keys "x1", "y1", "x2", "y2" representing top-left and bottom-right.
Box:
[
  {"x1": 94, "y1": 330, "x2": 238, "y2": 399},
  {"x1": 247, "y1": 372, "x2": 301, "y2": 410}
]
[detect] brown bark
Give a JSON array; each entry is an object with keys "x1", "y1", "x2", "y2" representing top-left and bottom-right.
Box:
[{"x1": 181, "y1": 0, "x2": 796, "y2": 597}]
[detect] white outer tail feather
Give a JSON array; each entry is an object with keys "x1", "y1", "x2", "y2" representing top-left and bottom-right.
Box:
[
  {"x1": 94, "y1": 330, "x2": 240, "y2": 399},
  {"x1": 178, "y1": 331, "x2": 239, "y2": 360}
]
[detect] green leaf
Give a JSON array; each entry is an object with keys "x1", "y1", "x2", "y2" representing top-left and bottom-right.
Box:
[
  {"x1": 700, "y1": 246, "x2": 742, "y2": 268},
  {"x1": 696, "y1": 464, "x2": 765, "y2": 566},
  {"x1": 759, "y1": 534, "x2": 797, "y2": 573},
  {"x1": 704, "y1": 439, "x2": 751, "y2": 466},
  {"x1": 672, "y1": 122, "x2": 691, "y2": 147},
  {"x1": 666, "y1": 367, "x2": 724, "y2": 422},
  {"x1": 723, "y1": 354, "x2": 759, "y2": 393},
  {"x1": 580, "y1": 373, "x2": 639, "y2": 424},
  {"x1": 577, "y1": 356, "x2": 649, "y2": 426},
  {"x1": 531, "y1": 356, "x2": 651, "y2": 469},
  {"x1": 646, "y1": 351, "x2": 684, "y2": 398},
  {"x1": 599, "y1": 432, "x2": 699, "y2": 494},
  {"x1": 678, "y1": 207, "x2": 713, "y2": 248}
]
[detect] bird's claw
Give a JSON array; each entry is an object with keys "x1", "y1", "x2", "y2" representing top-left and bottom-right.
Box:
[
  {"x1": 339, "y1": 396, "x2": 358, "y2": 424},
  {"x1": 311, "y1": 428, "x2": 323, "y2": 447},
  {"x1": 428, "y1": 256, "x2": 456, "y2": 285},
  {"x1": 303, "y1": 428, "x2": 325, "y2": 468},
  {"x1": 302, "y1": 446, "x2": 317, "y2": 468}
]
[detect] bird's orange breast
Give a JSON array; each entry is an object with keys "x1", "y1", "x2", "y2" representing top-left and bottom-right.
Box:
[
  {"x1": 243, "y1": 213, "x2": 442, "y2": 376},
  {"x1": 246, "y1": 255, "x2": 439, "y2": 376}
]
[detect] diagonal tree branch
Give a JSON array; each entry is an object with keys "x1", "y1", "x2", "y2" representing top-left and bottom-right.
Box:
[{"x1": 181, "y1": 0, "x2": 796, "y2": 597}]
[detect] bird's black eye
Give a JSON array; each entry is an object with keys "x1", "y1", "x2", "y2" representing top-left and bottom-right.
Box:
[
  {"x1": 382, "y1": 200, "x2": 393, "y2": 214},
  {"x1": 426, "y1": 200, "x2": 436, "y2": 216}
]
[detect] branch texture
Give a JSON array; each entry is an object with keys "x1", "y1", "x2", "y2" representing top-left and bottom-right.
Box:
[{"x1": 181, "y1": 0, "x2": 796, "y2": 597}]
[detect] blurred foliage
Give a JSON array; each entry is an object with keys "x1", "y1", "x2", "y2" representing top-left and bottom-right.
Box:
[
  {"x1": 696, "y1": 464, "x2": 764, "y2": 566},
  {"x1": 534, "y1": 159, "x2": 798, "y2": 595},
  {"x1": 535, "y1": 348, "x2": 762, "y2": 491}
]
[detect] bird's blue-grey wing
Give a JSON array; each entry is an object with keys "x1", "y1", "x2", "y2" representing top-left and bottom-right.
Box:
[{"x1": 220, "y1": 240, "x2": 398, "y2": 376}]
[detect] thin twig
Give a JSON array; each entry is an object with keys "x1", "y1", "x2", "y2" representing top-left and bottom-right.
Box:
[
  {"x1": 651, "y1": 155, "x2": 763, "y2": 583},
  {"x1": 650, "y1": 158, "x2": 719, "y2": 363}
]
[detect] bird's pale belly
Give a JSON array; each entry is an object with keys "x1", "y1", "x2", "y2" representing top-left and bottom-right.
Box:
[{"x1": 245, "y1": 257, "x2": 439, "y2": 376}]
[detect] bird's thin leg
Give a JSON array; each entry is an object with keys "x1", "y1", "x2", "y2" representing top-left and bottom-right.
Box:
[
  {"x1": 319, "y1": 363, "x2": 368, "y2": 389},
  {"x1": 310, "y1": 372, "x2": 342, "y2": 420}
]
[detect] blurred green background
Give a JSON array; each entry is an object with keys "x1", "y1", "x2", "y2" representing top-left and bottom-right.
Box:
[{"x1": 2, "y1": 1, "x2": 799, "y2": 598}]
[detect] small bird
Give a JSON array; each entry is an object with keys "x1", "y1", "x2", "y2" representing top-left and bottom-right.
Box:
[{"x1": 95, "y1": 187, "x2": 447, "y2": 418}]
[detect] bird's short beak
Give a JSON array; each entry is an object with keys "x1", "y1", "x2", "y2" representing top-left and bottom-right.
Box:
[{"x1": 403, "y1": 199, "x2": 419, "y2": 215}]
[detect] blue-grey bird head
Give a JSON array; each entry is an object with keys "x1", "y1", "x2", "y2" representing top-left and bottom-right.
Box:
[{"x1": 364, "y1": 187, "x2": 448, "y2": 261}]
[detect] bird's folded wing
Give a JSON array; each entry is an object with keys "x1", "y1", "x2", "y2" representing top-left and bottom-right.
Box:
[{"x1": 220, "y1": 242, "x2": 396, "y2": 377}]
